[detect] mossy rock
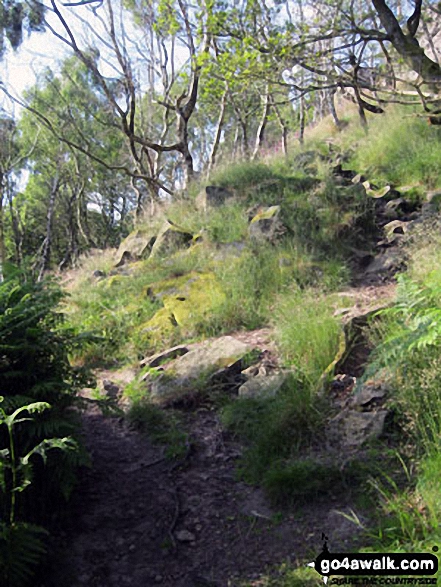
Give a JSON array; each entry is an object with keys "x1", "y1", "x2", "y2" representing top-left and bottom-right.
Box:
[
  {"x1": 138, "y1": 272, "x2": 225, "y2": 343},
  {"x1": 249, "y1": 205, "x2": 283, "y2": 240},
  {"x1": 149, "y1": 220, "x2": 193, "y2": 258}
]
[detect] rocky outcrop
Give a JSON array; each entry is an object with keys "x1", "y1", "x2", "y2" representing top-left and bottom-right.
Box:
[
  {"x1": 142, "y1": 336, "x2": 256, "y2": 406},
  {"x1": 328, "y1": 380, "x2": 389, "y2": 451},
  {"x1": 248, "y1": 205, "x2": 283, "y2": 241},
  {"x1": 196, "y1": 186, "x2": 234, "y2": 211},
  {"x1": 149, "y1": 220, "x2": 193, "y2": 258},
  {"x1": 238, "y1": 372, "x2": 286, "y2": 399},
  {"x1": 114, "y1": 229, "x2": 156, "y2": 267},
  {"x1": 139, "y1": 272, "x2": 225, "y2": 343}
]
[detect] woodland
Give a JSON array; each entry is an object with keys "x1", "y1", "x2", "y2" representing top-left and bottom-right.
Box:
[{"x1": 0, "y1": 0, "x2": 441, "y2": 586}]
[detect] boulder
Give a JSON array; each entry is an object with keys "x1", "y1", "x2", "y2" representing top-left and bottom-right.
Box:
[
  {"x1": 238, "y1": 372, "x2": 286, "y2": 399},
  {"x1": 147, "y1": 336, "x2": 255, "y2": 405},
  {"x1": 149, "y1": 220, "x2": 193, "y2": 258},
  {"x1": 330, "y1": 409, "x2": 388, "y2": 448},
  {"x1": 140, "y1": 345, "x2": 190, "y2": 368},
  {"x1": 114, "y1": 229, "x2": 156, "y2": 267},
  {"x1": 103, "y1": 379, "x2": 121, "y2": 400},
  {"x1": 348, "y1": 380, "x2": 388, "y2": 409},
  {"x1": 196, "y1": 186, "x2": 234, "y2": 211},
  {"x1": 361, "y1": 181, "x2": 391, "y2": 199},
  {"x1": 365, "y1": 249, "x2": 405, "y2": 277},
  {"x1": 139, "y1": 272, "x2": 226, "y2": 343},
  {"x1": 249, "y1": 205, "x2": 283, "y2": 241}
]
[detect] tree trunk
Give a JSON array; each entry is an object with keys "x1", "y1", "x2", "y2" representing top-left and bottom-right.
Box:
[
  {"x1": 0, "y1": 173, "x2": 5, "y2": 283},
  {"x1": 299, "y1": 95, "x2": 306, "y2": 145},
  {"x1": 207, "y1": 88, "x2": 228, "y2": 175},
  {"x1": 7, "y1": 180, "x2": 22, "y2": 267},
  {"x1": 371, "y1": 0, "x2": 441, "y2": 85},
  {"x1": 252, "y1": 86, "x2": 271, "y2": 160},
  {"x1": 327, "y1": 90, "x2": 342, "y2": 130},
  {"x1": 271, "y1": 99, "x2": 288, "y2": 156},
  {"x1": 38, "y1": 174, "x2": 59, "y2": 282}
]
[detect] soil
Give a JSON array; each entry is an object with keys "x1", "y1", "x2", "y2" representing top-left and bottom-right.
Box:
[{"x1": 42, "y1": 402, "x2": 366, "y2": 587}]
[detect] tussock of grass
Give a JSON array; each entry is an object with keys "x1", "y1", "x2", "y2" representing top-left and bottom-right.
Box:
[
  {"x1": 126, "y1": 398, "x2": 188, "y2": 459},
  {"x1": 221, "y1": 375, "x2": 328, "y2": 497},
  {"x1": 274, "y1": 290, "x2": 341, "y2": 388}
]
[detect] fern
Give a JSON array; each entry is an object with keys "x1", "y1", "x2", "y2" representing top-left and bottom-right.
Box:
[
  {"x1": 0, "y1": 272, "x2": 94, "y2": 584},
  {"x1": 364, "y1": 275, "x2": 441, "y2": 379},
  {"x1": 0, "y1": 522, "x2": 48, "y2": 587}
]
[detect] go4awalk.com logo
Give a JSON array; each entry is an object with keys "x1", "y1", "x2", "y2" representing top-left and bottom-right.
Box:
[{"x1": 307, "y1": 535, "x2": 439, "y2": 585}]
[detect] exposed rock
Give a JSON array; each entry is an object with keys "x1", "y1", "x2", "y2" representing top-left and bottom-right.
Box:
[
  {"x1": 238, "y1": 372, "x2": 286, "y2": 399},
  {"x1": 249, "y1": 205, "x2": 283, "y2": 241},
  {"x1": 330, "y1": 409, "x2": 388, "y2": 448},
  {"x1": 93, "y1": 270, "x2": 106, "y2": 278},
  {"x1": 364, "y1": 249, "x2": 405, "y2": 277},
  {"x1": 361, "y1": 181, "x2": 391, "y2": 199},
  {"x1": 147, "y1": 336, "x2": 255, "y2": 405},
  {"x1": 150, "y1": 220, "x2": 193, "y2": 258},
  {"x1": 103, "y1": 380, "x2": 121, "y2": 399},
  {"x1": 175, "y1": 530, "x2": 196, "y2": 542},
  {"x1": 114, "y1": 229, "x2": 156, "y2": 267},
  {"x1": 196, "y1": 186, "x2": 234, "y2": 211},
  {"x1": 139, "y1": 272, "x2": 225, "y2": 343},
  {"x1": 348, "y1": 380, "x2": 388, "y2": 409},
  {"x1": 140, "y1": 345, "x2": 190, "y2": 368},
  {"x1": 383, "y1": 219, "x2": 412, "y2": 241}
]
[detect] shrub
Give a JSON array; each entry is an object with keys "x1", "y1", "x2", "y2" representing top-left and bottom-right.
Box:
[{"x1": 0, "y1": 271, "x2": 92, "y2": 584}]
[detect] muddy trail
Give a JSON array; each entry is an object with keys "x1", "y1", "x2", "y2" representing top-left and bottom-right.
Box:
[{"x1": 40, "y1": 168, "x2": 419, "y2": 587}]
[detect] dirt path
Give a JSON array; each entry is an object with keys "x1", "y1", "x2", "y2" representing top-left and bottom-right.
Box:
[{"x1": 42, "y1": 402, "x2": 365, "y2": 587}]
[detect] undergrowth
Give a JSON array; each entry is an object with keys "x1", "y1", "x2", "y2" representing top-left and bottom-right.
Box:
[{"x1": 354, "y1": 222, "x2": 441, "y2": 558}]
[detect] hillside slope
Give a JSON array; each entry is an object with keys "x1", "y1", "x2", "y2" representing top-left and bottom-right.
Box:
[{"x1": 47, "y1": 111, "x2": 441, "y2": 586}]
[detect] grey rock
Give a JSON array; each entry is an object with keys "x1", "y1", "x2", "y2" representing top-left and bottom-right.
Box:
[
  {"x1": 103, "y1": 380, "x2": 120, "y2": 399},
  {"x1": 114, "y1": 229, "x2": 156, "y2": 267},
  {"x1": 365, "y1": 249, "x2": 404, "y2": 275},
  {"x1": 150, "y1": 220, "x2": 193, "y2": 258},
  {"x1": 348, "y1": 381, "x2": 388, "y2": 408},
  {"x1": 176, "y1": 529, "x2": 196, "y2": 542},
  {"x1": 249, "y1": 205, "x2": 283, "y2": 241},
  {"x1": 195, "y1": 186, "x2": 234, "y2": 211},
  {"x1": 140, "y1": 345, "x2": 190, "y2": 368},
  {"x1": 331, "y1": 409, "x2": 388, "y2": 448},
  {"x1": 148, "y1": 336, "x2": 254, "y2": 405},
  {"x1": 238, "y1": 373, "x2": 286, "y2": 398}
]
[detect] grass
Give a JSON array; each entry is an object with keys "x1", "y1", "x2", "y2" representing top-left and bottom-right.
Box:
[
  {"x1": 126, "y1": 396, "x2": 188, "y2": 459},
  {"x1": 221, "y1": 374, "x2": 330, "y2": 498},
  {"x1": 352, "y1": 110, "x2": 441, "y2": 189},
  {"x1": 273, "y1": 289, "x2": 342, "y2": 388}
]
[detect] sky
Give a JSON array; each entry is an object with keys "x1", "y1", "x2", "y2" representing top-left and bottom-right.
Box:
[
  {"x1": 1, "y1": 32, "x2": 68, "y2": 114},
  {"x1": 0, "y1": 1, "x2": 191, "y2": 117}
]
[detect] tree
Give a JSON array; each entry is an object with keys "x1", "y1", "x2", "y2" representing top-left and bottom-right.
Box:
[
  {"x1": 0, "y1": 0, "x2": 45, "y2": 58},
  {"x1": 14, "y1": 59, "x2": 134, "y2": 274}
]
